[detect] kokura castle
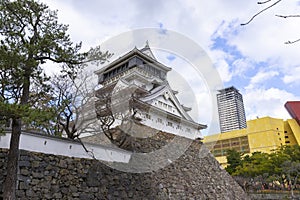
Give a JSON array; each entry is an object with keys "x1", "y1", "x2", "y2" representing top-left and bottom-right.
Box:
[{"x1": 94, "y1": 42, "x2": 207, "y2": 139}]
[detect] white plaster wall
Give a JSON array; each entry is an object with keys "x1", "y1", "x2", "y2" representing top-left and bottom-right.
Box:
[
  {"x1": 0, "y1": 131, "x2": 131, "y2": 163},
  {"x1": 152, "y1": 96, "x2": 181, "y2": 117},
  {"x1": 141, "y1": 112, "x2": 201, "y2": 139}
]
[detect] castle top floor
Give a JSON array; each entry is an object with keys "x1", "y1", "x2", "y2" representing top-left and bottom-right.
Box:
[{"x1": 95, "y1": 44, "x2": 171, "y2": 86}]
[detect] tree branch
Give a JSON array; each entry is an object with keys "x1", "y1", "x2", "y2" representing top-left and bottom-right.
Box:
[
  {"x1": 276, "y1": 14, "x2": 300, "y2": 18},
  {"x1": 257, "y1": 0, "x2": 272, "y2": 4},
  {"x1": 284, "y1": 38, "x2": 300, "y2": 44},
  {"x1": 76, "y1": 137, "x2": 96, "y2": 159},
  {"x1": 33, "y1": 55, "x2": 83, "y2": 65},
  {"x1": 241, "y1": 0, "x2": 282, "y2": 26}
]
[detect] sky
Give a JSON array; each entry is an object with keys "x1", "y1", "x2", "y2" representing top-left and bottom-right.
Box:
[{"x1": 41, "y1": 0, "x2": 300, "y2": 135}]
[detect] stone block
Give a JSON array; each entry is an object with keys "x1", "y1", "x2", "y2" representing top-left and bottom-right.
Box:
[
  {"x1": 79, "y1": 193, "x2": 94, "y2": 200},
  {"x1": 31, "y1": 161, "x2": 40, "y2": 168},
  {"x1": 19, "y1": 181, "x2": 29, "y2": 190},
  {"x1": 69, "y1": 185, "x2": 77, "y2": 193},
  {"x1": 53, "y1": 192, "x2": 62, "y2": 199},
  {"x1": 20, "y1": 169, "x2": 29, "y2": 176},
  {"x1": 58, "y1": 159, "x2": 68, "y2": 168},
  {"x1": 32, "y1": 172, "x2": 43, "y2": 178},
  {"x1": 26, "y1": 189, "x2": 36, "y2": 197},
  {"x1": 19, "y1": 160, "x2": 30, "y2": 167}
]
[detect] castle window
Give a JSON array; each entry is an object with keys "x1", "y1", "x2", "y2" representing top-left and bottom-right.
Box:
[
  {"x1": 145, "y1": 114, "x2": 151, "y2": 119},
  {"x1": 157, "y1": 118, "x2": 163, "y2": 123},
  {"x1": 167, "y1": 122, "x2": 173, "y2": 127}
]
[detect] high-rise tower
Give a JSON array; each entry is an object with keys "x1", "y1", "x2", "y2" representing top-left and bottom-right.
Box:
[{"x1": 217, "y1": 86, "x2": 247, "y2": 133}]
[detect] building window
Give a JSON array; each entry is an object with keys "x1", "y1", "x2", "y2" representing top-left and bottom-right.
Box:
[
  {"x1": 284, "y1": 131, "x2": 287, "y2": 133},
  {"x1": 145, "y1": 114, "x2": 151, "y2": 119},
  {"x1": 286, "y1": 141, "x2": 290, "y2": 144},
  {"x1": 157, "y1": 118, "x2": 163, "y2": 123},
  {"x1": 158, "y1": 101, "x2": 163, "y2": 107},
  {"x1": 163, "y1": 103, "x2": 167, "y2": 108},
  {"x1": 285, "y1": 136, "x2": 289, "y2": 138},
  {"x1": 167, "y1": 122, "x2": 173, "y2": 127}
]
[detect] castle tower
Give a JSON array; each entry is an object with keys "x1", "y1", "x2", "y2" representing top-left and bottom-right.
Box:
[{"x1": 94, "y1": 43, "x2": 206, "y2": 139}]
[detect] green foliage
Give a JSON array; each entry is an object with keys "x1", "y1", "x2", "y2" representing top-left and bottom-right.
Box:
[
  {"x1": 0, "y1": 0, "x2": 112, "y2": 197},
  {"x1": 234, "y1": 152, "x2": 273, "y2": 177},
  {"x1": 225, "y1": 149, "x2": 242, "y2": 175},
  {"x1": 0, "y1": 0, "x2": 111, "y2": 134},
  {"x1": 229, "y1": 145, "x2": 300, "y2": 193}
]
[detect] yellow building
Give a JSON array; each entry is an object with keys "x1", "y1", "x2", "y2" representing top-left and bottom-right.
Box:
[{"x1": 204, "y1": 116, "x2": 300, "y2": 166}]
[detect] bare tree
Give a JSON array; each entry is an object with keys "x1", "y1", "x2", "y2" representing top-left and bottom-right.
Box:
[
  {"x1": 51, "y1": 70, "x2": 103, "y2": 139},
  {"x1": 241, "y1": 0, "x2": 300, "y2": 44},
  {"x1": 95, "y1": 82, "x2": 149, "y2": 148}
]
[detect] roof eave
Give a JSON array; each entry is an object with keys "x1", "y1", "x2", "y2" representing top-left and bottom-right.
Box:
[{"x1": 94, "y1": 47, "x2": 172, "y2": 75}]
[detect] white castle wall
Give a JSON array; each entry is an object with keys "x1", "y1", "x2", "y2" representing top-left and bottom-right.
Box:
[
  {"x1": 140, "y1": 112, "x2": 201, "y2": 139},
  {"x1": 0, "y1": 131, "x2": 131, "y2": 163}
]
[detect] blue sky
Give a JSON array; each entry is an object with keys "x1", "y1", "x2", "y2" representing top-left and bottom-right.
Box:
[{"x1": 41, "y1": 0, "x2": 300, "y2": 134}]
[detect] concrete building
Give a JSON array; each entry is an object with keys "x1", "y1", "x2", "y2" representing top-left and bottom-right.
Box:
[
  {"x1": 204, "y1": 116, "x2": 300, "y2": 166},
  {"x1": 217, "y1": 86, "x2": 247, "y2": 133},
  {"x1": 94, "y1": 43, "x2": 206, "y2": 139}
]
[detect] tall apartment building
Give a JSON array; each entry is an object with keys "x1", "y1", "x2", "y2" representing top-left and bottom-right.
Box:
[{"x1": 217, "y1": 86, "x2": 247, "y2": 133}]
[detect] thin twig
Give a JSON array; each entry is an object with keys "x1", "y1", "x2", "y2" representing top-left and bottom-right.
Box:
[
  {"x1": 76, "y1": 137, "x2": 96, "y2": 159},
  {"x1": 241, "y1": 0, "x2": 282, "y2": 26},
  {"x1": 285, "y1": 38, "x2": 300, "y2": 44},
  {"x1": 257, "y1": 0, "x2": 272, "y2": 4},
  {"x1": 276, "y1": 14, "x2": 300, "y2": 18}
]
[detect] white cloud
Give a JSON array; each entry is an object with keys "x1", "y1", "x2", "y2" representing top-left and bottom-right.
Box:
[
  {"x1": 246, "y1": 70, "x2": 279, "y2": 90},
  {"x1": 283, "y1": 66, "x2": 300, "y2": 85},
  {"x1": 231, "y1": 58, "x2": 254, "y2": 77},
  {"x1": 41, "y1": 0, "x2": 136, "y2": 50},
  {"x1": 215, "y1": 60, "x2": 232, "y2": 83},
  {"x1": 208, "y1": 49, "x2": 233, "y2": 83},
  {"x1": 244, "y1": 87, "x2": 299, "y2": 120},
  {"x1": 36, "y1": 0, "x2": 300, "y2": 134},
  {"x1": 227, "y1": 1, "x2": 300, "y2": 69}
]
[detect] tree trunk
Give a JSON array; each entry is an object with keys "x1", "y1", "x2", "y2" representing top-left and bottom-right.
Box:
[
  {"x1": 3, "y1": 71, "x2": 30, "y2": 199},
  {"x1": 3, "y1": 118, "x2": 22, "y2": 200}
]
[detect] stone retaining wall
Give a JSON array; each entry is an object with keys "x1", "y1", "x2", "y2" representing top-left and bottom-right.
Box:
[
  {"x1": 0, "y1": 140, "x2": 250, "y2": 199},
  {"x1": 249, "y1": 193, "x2": 300, "y2": 200}
]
